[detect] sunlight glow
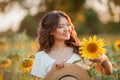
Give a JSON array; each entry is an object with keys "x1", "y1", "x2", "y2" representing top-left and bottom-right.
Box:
[
  {"x1": 0, "y1": 0, "x2": 42, "y2": 33},
  {"x1": 0, "y1": 2, "x2": 27, "y2": 32},
  {"x1": 22, "y1": 0, "x2": 42, "y2": 16},
  {"x1": 85, "y1": 0, "x2": 120, "y2": 23},
  {"x1": 110, "y1": 2, "x2": 120, "y2": 22}
]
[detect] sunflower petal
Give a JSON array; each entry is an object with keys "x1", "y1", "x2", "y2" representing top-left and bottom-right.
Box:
[{"x1": 80, "y1": 36, "x2": 106, "y2": 59}]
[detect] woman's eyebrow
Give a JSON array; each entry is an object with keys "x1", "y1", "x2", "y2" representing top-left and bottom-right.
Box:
[{"x1": 58, "y1": 22, "x2": 69, "y2": 25}]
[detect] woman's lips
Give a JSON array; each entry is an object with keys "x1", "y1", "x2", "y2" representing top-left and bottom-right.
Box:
[{"x1": 63, "y1": 33, "x2": 70, "y2": 36}]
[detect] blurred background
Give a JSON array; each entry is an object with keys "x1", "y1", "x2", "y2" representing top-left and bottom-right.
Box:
[{"x1": 0, "y1": 0, "x2": 120, "y2": 80}]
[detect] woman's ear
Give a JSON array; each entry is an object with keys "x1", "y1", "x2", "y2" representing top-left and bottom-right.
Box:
[{"x1": 51, "y1": 31, "x2": 55, "y2": 36}]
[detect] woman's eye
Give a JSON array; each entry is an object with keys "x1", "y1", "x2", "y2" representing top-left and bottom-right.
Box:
[
  {"x1": 58, "y1": 25, "x2": 64, "y2": 28},
  {"x1": 57, "y1": 23, "x2": 70, "y2": 28}
]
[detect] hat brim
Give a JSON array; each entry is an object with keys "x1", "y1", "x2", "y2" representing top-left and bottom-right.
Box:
[{"x1": 44, "y1": 64, "x2": 91, "y2": 80}]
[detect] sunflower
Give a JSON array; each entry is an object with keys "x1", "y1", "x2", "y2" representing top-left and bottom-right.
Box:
[
  {"x1": 0, "y1": 59, "x2": 11, "y2": 68},
  {"x1": 0, "y1": 74, "x2": 2, "y2": 80},
  {"x1": 21, "y1": 58, "x2": 34, "y2": 72},
  {"x1": 114, "y1": 40, "x2": 120, "y2": 52},
  {"x1": 80, "y1": 35, "x2": 106, "y2": 59}
]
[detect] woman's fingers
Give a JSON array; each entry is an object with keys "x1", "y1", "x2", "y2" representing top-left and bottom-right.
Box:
[
  {"x1": 55, "y1": 62, "x2": 65, "y2": 70},
  {"x1": 89, "y1": 54, "x2": 107, "y2": 63},
  {"x1": 89, "y1": 58, "x2": 101, "y2": 63},
  {"x1": 89, "y1": 55, "x2": 103, "y2": 63}
]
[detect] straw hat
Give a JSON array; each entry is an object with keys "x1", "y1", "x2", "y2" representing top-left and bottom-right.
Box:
[{"x1": 44, "y1": 64, "x2": 91, "y2": 80}]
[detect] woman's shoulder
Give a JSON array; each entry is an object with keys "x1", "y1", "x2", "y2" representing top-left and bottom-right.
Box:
[{"x1": 35, "y1": 50, "x2": 47, "y2": 57}]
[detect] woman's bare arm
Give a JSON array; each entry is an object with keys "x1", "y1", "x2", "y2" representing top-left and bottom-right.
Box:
[{"x1": 90, "y1": 54, "x2": 113, "y2": 75}]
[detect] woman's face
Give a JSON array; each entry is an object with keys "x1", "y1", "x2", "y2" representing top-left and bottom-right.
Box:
[{"x1": 52, "y1": 16, "x2": 71, "y2": 41}]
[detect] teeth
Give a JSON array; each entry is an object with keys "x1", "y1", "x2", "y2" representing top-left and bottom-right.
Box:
[{"x1": 64, "y1": 33, "x2": 69, "y2": 35}]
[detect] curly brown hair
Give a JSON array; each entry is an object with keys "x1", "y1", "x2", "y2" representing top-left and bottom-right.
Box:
[{"x1": 37, "y1": 10, "x2": 80, "y2": 54}]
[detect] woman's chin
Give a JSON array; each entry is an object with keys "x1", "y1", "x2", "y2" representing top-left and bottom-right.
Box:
[{"x1": 64, "y1": 35, "x2": 70, "y2": 40}]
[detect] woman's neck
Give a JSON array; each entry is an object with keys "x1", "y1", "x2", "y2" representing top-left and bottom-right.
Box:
[{"x1": 52, "y1": 40, "x2": 67, "y2": 50}]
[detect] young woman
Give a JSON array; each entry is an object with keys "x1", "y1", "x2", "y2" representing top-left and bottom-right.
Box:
[{"x1": 31, "y1": 10, "x2": 113, "y2": 79}]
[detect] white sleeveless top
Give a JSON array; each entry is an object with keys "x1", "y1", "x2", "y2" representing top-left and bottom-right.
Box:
[{"x1": 31, "y1": 51, "x2": 90, "y2": 79}]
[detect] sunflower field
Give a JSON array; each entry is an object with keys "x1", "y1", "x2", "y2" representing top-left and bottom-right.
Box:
[
  {"x1": 79, "y1": 35, "x2": 120, "y2": 80},
  {"x1": 0, "y1": 32, "x2": 120, "y2": 80}
]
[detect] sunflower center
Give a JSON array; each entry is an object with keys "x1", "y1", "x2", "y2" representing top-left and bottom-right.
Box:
[
  {"x1": 118, "y1": 44, "x2": 120, "y2": 48},
  {"x1": 87, "y1": 43, "x2": 98, "y2": 53}
]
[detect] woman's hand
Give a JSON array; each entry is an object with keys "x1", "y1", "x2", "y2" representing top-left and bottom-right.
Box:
[
  {"x1": 53, "y1": 61, "x2": 65, "y2": 70},
  {"x1": 89, "y1": 54, "x2": 113, "y2": 75},
  {"x1": 89, "y1": 54, "x2": 107, "y2": 63}
]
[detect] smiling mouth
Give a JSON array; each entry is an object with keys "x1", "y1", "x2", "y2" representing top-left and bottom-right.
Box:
[
  {"x1": 63, "y1": 34, "x2": 70, "y2": 36},
  {"x1": 63, "y1": 32, "x2": 70, "y2": 35}
]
